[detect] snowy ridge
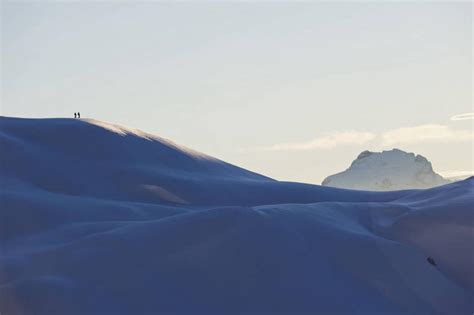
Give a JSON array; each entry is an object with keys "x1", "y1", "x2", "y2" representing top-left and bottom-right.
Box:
[
  {"x1": 322, "y1": 149, "x2": 450, "y2": 191},
  {"x1": 85, "y1": 118, "x2": 219, "y2": 160},
  {"x1": 0, "y1": 117, "x2": 473, "y2": 314},
  {"x1": 0, "y1": 117, "x2": 410, "y2": 206}
]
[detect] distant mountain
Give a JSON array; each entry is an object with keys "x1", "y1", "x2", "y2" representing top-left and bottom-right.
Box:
[
  {"x1": 445, "y1": 173, "x2": 474, "y2": 182},
  {"x1": 322, "y1": 149, "x2": 449, "y2": 191}
]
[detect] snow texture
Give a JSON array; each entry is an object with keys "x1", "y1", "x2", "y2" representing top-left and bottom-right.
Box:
[
  {"x1": 1, "y1": 117, "x2": 473, "y2": 315},
  {"x1": 322, "y1": 149, "x2": 450, "y2": 191}
]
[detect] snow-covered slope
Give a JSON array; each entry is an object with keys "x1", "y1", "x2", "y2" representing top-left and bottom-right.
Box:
[
  {"x1": 1, "y1": 117, "x2": 409, "y2": 206},
  {"x1": 322, "y1": 149, "x2": 449, "y2": 191},
  {"x1": 1, "y1": 117, "x2": 473, "y2": 315}
]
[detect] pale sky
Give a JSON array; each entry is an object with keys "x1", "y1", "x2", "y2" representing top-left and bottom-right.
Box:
[{"x1": 1, "y1": 1, "x2": 473, "y2": 184}]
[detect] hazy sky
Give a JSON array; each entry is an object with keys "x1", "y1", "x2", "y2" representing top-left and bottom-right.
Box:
[{"x1": 1, "y1": 1, "x2": 473, "y2": 183}]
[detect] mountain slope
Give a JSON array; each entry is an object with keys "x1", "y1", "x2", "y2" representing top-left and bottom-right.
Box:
[
  {"x1": 322, "y1": 149, "x2": 449, "y2": 191},
  {"x1": 1, "y1": 117, "x2": 472, "y2": 315},
  {"x1": 0, "y1": 117, "x2": 409, "y2": 206}
]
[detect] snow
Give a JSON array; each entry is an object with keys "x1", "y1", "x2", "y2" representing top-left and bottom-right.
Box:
[
  {"x1": 322, "y1": 149, "x2": 450, "y2": 191},
  {"x1": 1, "y1": 117, "x2": 473, "y2": 314}
]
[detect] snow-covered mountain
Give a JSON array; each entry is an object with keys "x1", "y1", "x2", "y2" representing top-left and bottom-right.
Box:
[
  {"x1": 322, "y1": 149, "x2": 449, "y2": 191},
  {"x1": 1, "y1": 117, "x2": 473, "y2": 315}
]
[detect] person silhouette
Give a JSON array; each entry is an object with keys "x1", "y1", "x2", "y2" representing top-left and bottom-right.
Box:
[
  {"x1": 427, "y1": 256, "x2": 437, "y2": 267},
  {"x1": 77, "y1": 112, "x2": 81, "y2": 118},
  {"x1": 74, "y1": 112, "x2": 77, "y2": 118}
]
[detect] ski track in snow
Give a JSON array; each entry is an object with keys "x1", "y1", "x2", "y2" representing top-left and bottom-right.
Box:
[{"x1": 0, "y1": 117, "x2": 473, "y2": 315}]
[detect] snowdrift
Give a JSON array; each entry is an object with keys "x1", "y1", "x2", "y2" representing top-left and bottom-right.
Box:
[{"x1": 1, "y1": 117, "x2": 473, "y2": 315}]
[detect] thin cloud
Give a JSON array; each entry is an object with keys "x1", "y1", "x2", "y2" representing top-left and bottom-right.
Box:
[
  {"x1": 263, "y1": 131, "x2": 376, "y2": 151},
  {"x1": 450, "y1": 112, "x2": 474, "y2": 121},
  {"x1": 382, "y1": 124, "x2": 473, "y2": 146},
  {"x1": 258, "y1": 123, "x2": 472, "y2": 152}
]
